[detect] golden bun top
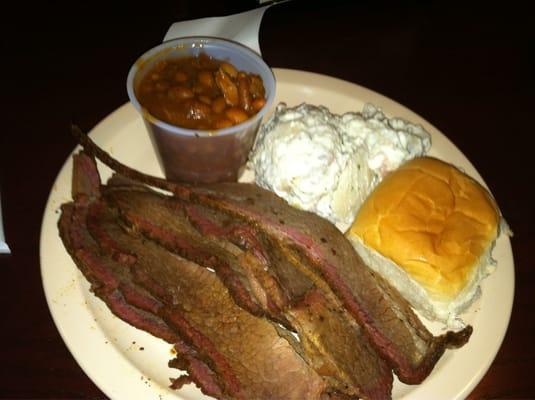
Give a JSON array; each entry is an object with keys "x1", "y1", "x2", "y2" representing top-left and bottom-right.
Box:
[{"x1": 349, "y1": 157, "x2": 500, "y2": 301}]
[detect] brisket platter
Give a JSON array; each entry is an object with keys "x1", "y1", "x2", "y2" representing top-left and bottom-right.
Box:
[{"x1": 56, "y1": 128, "x2": 474, "y2": 399}]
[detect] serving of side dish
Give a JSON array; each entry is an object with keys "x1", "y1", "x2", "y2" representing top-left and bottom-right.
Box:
[{"x1": 127, "y1": 36, "x2": 276, "y2": 184}]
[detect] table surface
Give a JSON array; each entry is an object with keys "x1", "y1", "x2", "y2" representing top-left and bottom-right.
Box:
[{"x1": 1, "y1": 1, "x2": 534, "y2": 399}]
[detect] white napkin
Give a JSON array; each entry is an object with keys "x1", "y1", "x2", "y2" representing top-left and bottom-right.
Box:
[
  {"x1": 0, "y1": 192, "x2": 9, "y2": 254},
  {"x1": 163, "y1": 5, "x2": 272, "y2": 55}
]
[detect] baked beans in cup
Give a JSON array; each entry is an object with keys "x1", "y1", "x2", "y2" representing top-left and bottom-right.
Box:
[{"x1": 126, "y1": 37, "x2": 276, "y2": 184}]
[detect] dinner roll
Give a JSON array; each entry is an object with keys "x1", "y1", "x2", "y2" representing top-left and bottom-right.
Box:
[{"x1": 347, "y1": 157, "x2": 506, "y2": 327}]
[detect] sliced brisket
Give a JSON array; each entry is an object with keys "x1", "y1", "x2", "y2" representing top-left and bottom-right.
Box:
[
  {"x1": 84, "y1": 197, "x2": 329, "y2": 400},
  {"x1": 59, "y1": 200, "x2": 225, "y2": 397},
  {"x1": 59, "y1": 200, "x2": 224, "y2": 396},
  {"x1": 72, "y1": 128, "x2": 475, "y2": 392},
  {"x1": 59, "y1": 153, "x2": 331, "y2": 399},
  {"x1": 185, "y1": 182, "x2": 473, "y2": 383},
  {"x1": 102, "y1": 184, "x2": 393, "y2": 399}
]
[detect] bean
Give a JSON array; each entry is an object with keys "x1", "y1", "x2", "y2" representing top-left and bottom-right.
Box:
[
  {"x1": 251, "y1": 97, "x2": 266, "y2": 112},
  {"x1": 196, "y1": 53, "x2": 217, "y2": 69},
  {"x1": 169, "y1": 86, "x2": 194, "y2": 100},
  {"x1": 238, "y1": 76, "x2": 252, "y2": 112},
  {"x1": 198, "y1": 95, "x2": 212, "y2": 105},
  {"x1": 155, "y1": 81, "x2": 170, "y2": 91},
  {"x1": 225, "y1": 107, "x2": 249, "y2": 124},
  {"x1": 174, "y1": 70, "x2": 188, "y2": 83},
  {"x1": 185, "y1": 99, "x2": 212, "y2": 121},
  {"x1": 215, "y1": 69, "x2": 239, "y2": 107},
  {"x1": 214, "y1": 117, "x2": 234, "y2": 129},
  {"x1": 212, "y1": 97, "x2": 226, "y2": 114},
  {"x1": 139, "y1": 82, "x2": 154, "y2": 95},
  {"x1": 249, "y1": 75, "x2": 265, "y2": 98},
  {"x1": 154, "y1": 60, "x2": 168, "y2": 72},
  {"x1": 220, "y1": 62, "x2": 238, "y2": 78},
  {"x1": 198, "y1": 70, "x2": 215, "y2": 88},
  {"x1": 192, "y1": 84, "x2": 207, "y2": 95}
]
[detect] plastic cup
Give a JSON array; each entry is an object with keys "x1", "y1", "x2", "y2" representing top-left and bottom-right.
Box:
[{"x1": 127, "y1": 36, "x2": 276, "y2": 184}]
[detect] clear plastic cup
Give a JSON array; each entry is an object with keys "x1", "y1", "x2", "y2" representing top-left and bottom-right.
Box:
[{"x1": 126, "y1": 37, "x2": 276, "y2": 184}]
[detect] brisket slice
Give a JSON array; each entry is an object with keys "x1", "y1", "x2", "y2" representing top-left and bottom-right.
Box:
[
  {"x1": 84, "y1": 199, "x2": 329, "y2": 400},
  {"x1": 59, "y1": 202, "x2": 178, "y2": 343},
  {"x1": 103, "y1": 183, "x2": 289, "y2": 321},
  {"x1": 59, "y1": 153, "x2": 330, "y2": 400},
  {"x1": 59, "y1": 201, "x2": 224, "y2": 397},
  {"x1": 102, "y1": 185, "x2": 393, "y2": 399},
  {"x1": 184, "y1": 203, "x2": 316, "y2": 304},
  {"x1": 185, "y1": 183, "x2": 473, "y2": 383}
]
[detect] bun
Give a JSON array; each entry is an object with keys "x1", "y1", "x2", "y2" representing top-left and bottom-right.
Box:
[{"x1": 347, "y1": 157, "x2": 503, "y2": 327}]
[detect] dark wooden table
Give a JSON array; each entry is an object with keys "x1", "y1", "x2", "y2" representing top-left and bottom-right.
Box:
[{"x1": 1, "y1": 1, "x2": 534, "y2": 398}]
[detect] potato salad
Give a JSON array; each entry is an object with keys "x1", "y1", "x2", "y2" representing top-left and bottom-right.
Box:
[{"x1": 250, "y1": 103, "x2": 431, "y2": 232}]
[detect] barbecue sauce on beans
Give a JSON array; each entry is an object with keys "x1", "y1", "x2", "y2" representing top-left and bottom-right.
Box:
[{"x1": 136, "y1": 53, "x2": 266, "y2": 130}]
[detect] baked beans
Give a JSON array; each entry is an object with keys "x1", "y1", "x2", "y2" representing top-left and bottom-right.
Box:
[{"x1": 136, "y1": 53, "x2": 266, "y2": 130}]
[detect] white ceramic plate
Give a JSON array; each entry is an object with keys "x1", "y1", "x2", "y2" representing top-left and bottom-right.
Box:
[{"x1": 40, "y1": 68, "x2": 514, "y2": 400}]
